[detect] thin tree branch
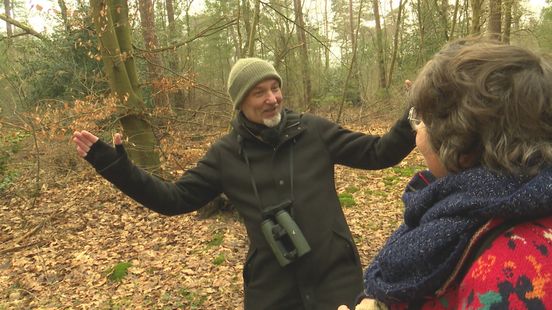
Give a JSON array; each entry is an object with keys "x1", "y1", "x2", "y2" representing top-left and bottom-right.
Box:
[
  {"x1": 0, "y1": 13, "x2": 46, "y2": 40},
  {"x1": 259, "y1": 0, "x2": 344, "y2": 65},
  {"x1": 136, "y1": 53, "x2": 231, "y2": 102},
  {"x1": 135, "y1": 18, "x2": 238, "y2": 53}
]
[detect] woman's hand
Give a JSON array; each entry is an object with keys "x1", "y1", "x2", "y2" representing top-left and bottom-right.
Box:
[{"x1": 337, "y1": 298, "x2": 385, "y2": 310}]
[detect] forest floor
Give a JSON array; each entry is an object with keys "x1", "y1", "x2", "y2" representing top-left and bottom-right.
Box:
[{"x1": 0, "y1": 115, "x2": 425, "y2": 309}]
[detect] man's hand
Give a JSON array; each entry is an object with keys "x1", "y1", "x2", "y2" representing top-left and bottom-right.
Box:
[{"x1": 72, "y1": 131, "x2": 122, "y2": 157}]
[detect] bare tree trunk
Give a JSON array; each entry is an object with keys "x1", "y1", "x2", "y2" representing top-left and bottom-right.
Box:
[
  {"x1": 502, "y1": 0, "x2": 513, "y2": 43},
  {"x1": 435, "y1": 0, "x2": 449, "y2": 40},
  {"x1": 324, "y1": 0, "x2": 330, "y2": 71},
  {"x1": 91, "y1": 0, "x2": 160, "y2": 172},
  {"x1": 184, "y1": 0, "x2": 195, "y2": 105},
  {"x1": 234, "y1": 0, "x2": 242, "y2": 58},
  {"x1": 415, "y1": 0, "x2": 425, "y2": 65},
  {"x1": 241, "y1": 0, "x2": 252, "y2": 56},
  {"x1": 349, "y1": 0, "x2": 356, "y2": 54},
  {"x1": 347, "y1": 0, "x2": 361, "y2": 96},
  {"x1": 488, "y1": 0, "x2": 502, "y2": 40},
  {"x1": 246, "y1": 0, "x2": 261, "y2": 56},
  {"x1": 293, "y1": 0, "x2": 312, "y2": 111},
  {"x1": 4, "y1": 0, "x2": 12, "y2": 37},
  {"x1": 165, "y1": 0, "x2": 187, "y2": 108},
  {"x1": 387, "y1": 0, "x2": 406, "y2": 88},
  {"x1": 463, "y1": 0, "x2": 470, "y2": 36},
  {"x1": 57, "y1": 0, "x2": 71, "y2": 32},
  {"x1": 450, "y1": 0, "x2": 460, "y2": 39},
  {"x1": 336, "y1": 0, "x2": 364, "y2": 123},
  {"x1": 138, "y1": 0, "x2": 167, "y2": 107},
  {"x1": 165, "y1": 0, "x2": 177, "y2": 70},
  {"x1": 166, "y1": 0, "x2": 177, "y2": 53},
  {"x1": 471, "y1": 0, "x2": 484, "y2": 34},
  {"x1": 373, "y1": 0, "x2": 387, "y2": 89}
]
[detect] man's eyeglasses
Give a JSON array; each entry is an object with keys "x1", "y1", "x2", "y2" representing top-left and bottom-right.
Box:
[{"x1": 408, "y1": 107, "x2": 423, "y2": 131}]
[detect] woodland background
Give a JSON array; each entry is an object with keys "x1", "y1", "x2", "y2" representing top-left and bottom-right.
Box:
[{"x1": 1, "y1": 0, "x2": 552, "y2": 308}]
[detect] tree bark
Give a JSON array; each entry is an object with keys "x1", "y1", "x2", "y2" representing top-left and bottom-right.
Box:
[
  {"x1": 58, "y1": 0, "x2": 71, "y2": 33},
  {"x1": 165, "y1": 0, "x2": 187, "y2": 108},
  {"x1": 4, "y1": 0, "x2": 12, "y2": 36},
  {"x1": 349, "y1": 0, "x2": 356, "y2": 54},
  {"x1": 184, "y1": 0, "x2": 195, "y2": 105},
  {"x1": 166, "y1": 0, "x2": 175, "y2": 30},
  {"x1": 373, "y1": 0, "x2": 387, "y2": 89},
  {"x1": 488, "y1": 0, "x2": 502, "y2": 40},
  {"x1": 435, "y1": 0, "x2": 449, "y2": 40},
  {"x1": 387, "y1": 0, "x2": 406, "y2": 88},
  {"x1": 502, "y1": 0, "x2": 513, "y2": 43},
  {"x1": 246, "y1": 0, "x2": 261, "y2": 56},
  {"x1": 91, "y1": 0, "x2": 160, "y2": 172},
  {"x1": 241, "y1": 0, "x2": 252, "y2": 57},
  {"x1": 324, "y1": 0, "x2": 330, "y2": 71},
  {"x1": 414, "y1": 0, "x2": 425, "y2": 64},
  {"x1": 293, "y1": 0, "x2": 312, "y2": 111},
  {"x1": 450, "y1": 0, "x2": 460, "y2": 39},
  {"x1": 471, "y1": 0, "x2": 484, "y2": 34},
  {"x1": 233, "y1": 0, "x2": 242, "y2": 58},
  {"x1": 138, "y1": 0, "x2": 166, "y2": 106},
  {"x1": 336, "y1": 0, "x2": 363, "y2": 123}
]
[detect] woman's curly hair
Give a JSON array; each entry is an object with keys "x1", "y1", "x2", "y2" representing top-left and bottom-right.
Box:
[{"x1": 409, "y1": 37, "x2": 552, "y2": 176}]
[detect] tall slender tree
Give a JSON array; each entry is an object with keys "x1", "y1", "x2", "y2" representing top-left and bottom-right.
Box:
[
  {"x1": 502, "y1": 0, "x2": 513, "y2": 43},
  {"x1": 471, "y1": 0, "x2": 484, "y2": 34},
  {"x1": 4, "y1": 0, "x2": 12, "y2": 36},
  {"x1": 324, "y1": 0, "x2": 330, "y2": 71},
  {"x1": 387, "y1": 0, "x2": 406, "y2": 88},
  {"x1": 488, "y1": 0, "x2": 502, "y2": 39},
  {"x1": 138, "y1": 0, "x2": 166, "y2": 106},
  {"x1": 246, "y1": 0, "x2": 260, "y2": 56},
  {"x1": 373, "y1": 0, "x2": 387, "y2": 88},
  {"x1": 450, "y1": 0, "x2": 460, "y2": 39},
  {"x1": 58, "y1": 0, "x2": 71, "y2": 33},
  {"x1": 414, "y1": 0, "x2": 426, "y2": 64},
  {"x1": 293, "y1": 0, "x2": 312, "y2": 110}
]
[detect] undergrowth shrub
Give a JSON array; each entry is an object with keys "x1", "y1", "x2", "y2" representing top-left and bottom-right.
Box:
[{"x1": 0, "y1": 131, "x2": 29, "y2": 193}]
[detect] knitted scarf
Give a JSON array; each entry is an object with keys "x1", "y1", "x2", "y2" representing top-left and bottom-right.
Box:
[{"x1": 363, "y1": 166, "x2": 552, "y2": 304}]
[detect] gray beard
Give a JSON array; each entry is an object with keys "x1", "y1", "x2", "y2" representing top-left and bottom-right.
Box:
[{"x1": 263, "y1": 112, "x2": 282, "y2": 128}]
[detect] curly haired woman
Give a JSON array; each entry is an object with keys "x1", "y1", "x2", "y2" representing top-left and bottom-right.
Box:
[{"x1": 342, "y1": 37, "x2": 552, "y2": 309}]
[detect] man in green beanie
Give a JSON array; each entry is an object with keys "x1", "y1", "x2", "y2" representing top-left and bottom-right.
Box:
[{"x1": 72, "y1": 57, "x2": 415, "y2": 310}]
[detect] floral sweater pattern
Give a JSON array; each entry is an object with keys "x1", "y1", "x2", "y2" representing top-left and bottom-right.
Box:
[{"x1": 393, "y1": 215, "x2": 552, "y2": 310}]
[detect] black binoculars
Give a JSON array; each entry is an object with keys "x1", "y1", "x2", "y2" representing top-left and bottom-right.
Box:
[{"x1": 260, "y1": 200, "x2": 311, "y2": 266}]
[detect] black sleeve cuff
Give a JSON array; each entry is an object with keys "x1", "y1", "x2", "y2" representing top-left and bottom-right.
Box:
[{"x1": 84, "y1": 139, "x2": 126, "y2": 171}]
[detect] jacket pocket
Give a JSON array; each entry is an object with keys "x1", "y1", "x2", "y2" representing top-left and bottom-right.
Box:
[{"x1": 243, "y1": 247, "x2": 258, "y2": 287}]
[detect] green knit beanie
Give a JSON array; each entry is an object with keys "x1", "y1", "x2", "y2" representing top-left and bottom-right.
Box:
[{"x1": 227, "y1": 58, "x2": 282, "y2": 110}]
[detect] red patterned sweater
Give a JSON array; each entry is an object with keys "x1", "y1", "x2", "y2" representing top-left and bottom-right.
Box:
[{"x1": 392, "y1": 215, "x2": 552, "y2": 309}]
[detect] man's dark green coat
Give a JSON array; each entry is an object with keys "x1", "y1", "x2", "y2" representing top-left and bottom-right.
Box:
[{"x1": 87, "y1": 109, "x2": 415, "y2": 310}]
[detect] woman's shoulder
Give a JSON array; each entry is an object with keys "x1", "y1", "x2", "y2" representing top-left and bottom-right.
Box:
[{"x1": 419, "y1": 215, "x2": 552, "y2": 310}]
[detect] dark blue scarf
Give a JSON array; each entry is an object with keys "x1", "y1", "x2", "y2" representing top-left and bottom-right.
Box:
[{"x1": 363, "y1": 166, "x2": 552, "y2": 304}]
